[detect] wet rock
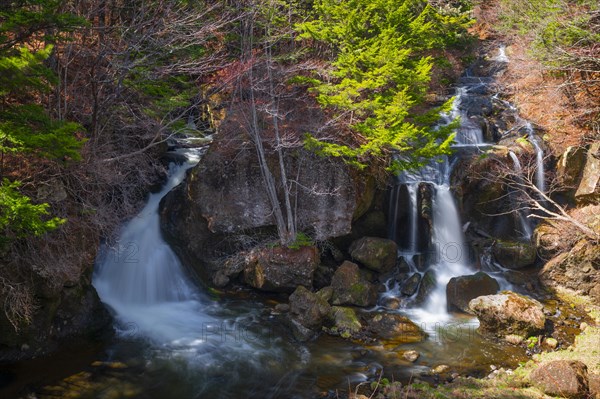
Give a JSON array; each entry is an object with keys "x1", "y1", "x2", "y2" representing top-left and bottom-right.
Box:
[
  {"x1": 417, "y1": 183, "x2": 434, "y2": 253},
  {"x1": 530, "y1": 360, "x2": 589, "y2": 399},
  {"x1": 403, "y1": 350, "x2": 420, "y2": 362},
  {"x1": 381, "y1": 296, "x2": 402, "y2": 310},
  {"x1": 575, "y1": 142, "x2": 600, "y2": 204},
  {"x1": 446, "y1": 272, "x2": 500, "y2": 313},
  {"x1": 243, "y1": 246, "x2": 319, "y2": 292},
  {"x1": 401, "y1": 273, "x2": 421, "y2": 297},
  {"x1": 349, "y1": 237, "x2": 398, "y2": 273},
  {"x1": 328, "y1": 306, "x2": 362, "y2": 337},
  {"x1": 414, "y1": 270, "x2": 436, "y2": 305},
  {"x1": 469, "y1": 291, "x2": 546, "y2": 337},
  {"x1": 492, "y1": 240, "x2": 537, "y2": 269},
  {"x1": 287, "y1": 317, "x2": 317, "y2": 342},
  {"x1": 365, "y1": 313, "x2": 425, "y2": 343},
  {"x1": 289, "y1": 285, "x2": 331, "y2": 329},
  {"x1": 274, "y1": 303, "x2": 290, "y2": 313},
  {"x1": 431, "y1": 365, "x2": 451, "y2": 374},
  {"x1": 504, "y1": 334, "x2": 524, "y2": 345},
  {"x1": 330, "y1": 261, "x2": 378, "y2": 307}
]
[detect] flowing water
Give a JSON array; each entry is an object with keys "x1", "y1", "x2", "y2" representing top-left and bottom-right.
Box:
[
  {"x1": 1, "y1": 49, "x2": 539, "y2": 398},
  {"x1": 508, "y1": 151, "x2": 534, "y2": 239}
]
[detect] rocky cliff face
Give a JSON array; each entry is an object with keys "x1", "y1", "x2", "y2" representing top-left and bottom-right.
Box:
[
  {"x1": 0, "y1": 224, "x2": 111, "y2": 361},
  {"x1": 160, "y1": 137, "x2": 375, "y2": 287}
]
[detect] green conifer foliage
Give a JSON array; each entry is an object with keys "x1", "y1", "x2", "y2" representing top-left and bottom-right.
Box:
[{"x1": 297, "y1": 0, "x2": 471, "y2": 171}]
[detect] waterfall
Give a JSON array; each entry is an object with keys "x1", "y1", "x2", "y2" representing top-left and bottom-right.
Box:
[
  {"x1": 93, "y1": 149, "x2": 221, "y2": 344},
  {"x1": 524, "y1": 122, "x2": 546, "y2": 193},
  {"x1": 508, "y1": 151, "x2": 533, "y2": 240}
]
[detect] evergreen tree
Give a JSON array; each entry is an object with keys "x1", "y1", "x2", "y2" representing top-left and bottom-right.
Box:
[
  {"x1": 296, "y1": 0, "x2": 472, "y2": 171},
  {"x1": 0, "y1": 1, "x2": 84, "y2": 245}
]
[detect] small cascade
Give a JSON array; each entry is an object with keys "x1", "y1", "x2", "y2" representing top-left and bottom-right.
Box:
[
  {"x1": 508, "y1": 151, "x2": 534, "y2": 239},
  {"x1": 524, "y1": 122, "x2": 546, "y2": 194},
  {"x1": 493, "y1": 45, "x2": 509, "y2": 63}
]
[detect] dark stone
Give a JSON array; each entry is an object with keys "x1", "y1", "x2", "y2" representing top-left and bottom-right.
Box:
[
  {"x1": 330, "y1": 261, "x2": 377, "y2": 307},
  {"x1": 530, "y1": 360, "x2": 589, "y2": 399},
  {"x1": 289, "y1": 285, "x2": 331, "y2": 329},
  {"x1": 401, "y1": 273, "x2": 421, "y2": 297},
  {"x1": 365, "y1": 313, "x2": 425, "y2": 343},
  {"x1": 446, "y1": 272, "x2": 500, "y2": 313},
  {"x1": 415, "y1": 270, "x2": 436, "y2": 305},
  {"x1": 349, "y1": 237, "x2": 398, "y2": 273},
  {"x1": 243, "y1": 246, "x2": 319, "y2": 293},
  {"x1": 492, "y1": 240, "x2": 537, "y2": 269}
]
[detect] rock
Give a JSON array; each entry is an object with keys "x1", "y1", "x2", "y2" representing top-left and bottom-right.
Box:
[
  {"x1": 558, "y1": 146, "x2": 587, "y2": 188},
  {"x1": 589, "y1": 374, "x2": 600, "y2": 399},
  {"x1": 504, "y1": 334, "x2": 524, "y2": 345},
  {"x1": 530, "y1": 360, "x2": 589, "y2": 399},
  {"x1": 243, "y1": 246, "x2": 319, "y2": 292},
  {"x1": 492, "y1": 240, "x2": 537, "y2": 269},
  {"x1": 381, "y1": 296, "x2": 402, "y2": 310},
  {"x1": 349, "y1": 237, "x2": 398, "y2": 273},
  {"x1": 36, "y1": 180, "x2": 68, "y2": 202},
  {"x1": 288, "y1": 286, "x2": 331, "y2": 329},
  {"x1": 287, "y1": 317, "x2": 317, "y2": 342},
  {"x1": 365, "y1": 313, "x2": 425, "y2": 343},
  {"x1": 468, "y1": 291, "x2": 546, "y2": 337},
  {"x1": 540, "y1": 237, "x2": 600, "y2": 299},
  {"x1": 544, "y1": 337, "x2": 558, "y2": 349},
  {"x1": 160, "y1": 143, "x2": 374, "y2": 286},
  {"x1": 328, "y1": 306, "x2": 362, "y2": 337},
  {"x1": 414, "y1": 270, "x2": 436, "y2": 305},
  {"x1": 534, "y1": 222, "x2": 563, "y2": 260},
  {"x1": 274, "y1": 303, "x2": 290, "y2": 313},
  {"x1": 330, "y1": 261, "x2": 377, "y2": 307},
  {"x1": 575, "y1": 142, "x2": 600, "y2": 204},
  {"x1": 431, "y1": 365, "x2": 451, "y2": 374},
  {"x1": 446, "y1": 272, "x2": 500, "y2": 313},
  {"x1": 316, "y1": 286, "x2": 334, "y2": 303},
  {"x1": 401, "y1": 273, "x2": 421, "y2": 297},
  {"x1": 403, "y1": 350, "x2": 420, "y2": 362}
]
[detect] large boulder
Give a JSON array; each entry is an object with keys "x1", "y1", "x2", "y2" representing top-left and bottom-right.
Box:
[
  {"x1": 401, "y1": 273, "x2": 421, "y2": 297},
  {"x1": 349, "y1": 237, "x2": 398, "y2": 273},
  {"x1": 492, "y1": 240, "x2": 537, "y2": 269},
  {"x1": 540, "y1": 237, "x2": 600, "y2": 300},
  {"x1": 288, "y1": 285, "x2": 331, "y2": 330},
  {"x1": 558, "y1": 146, "x2": 587, "y2": 188},
  {"x1": 330, "y1": 261, "x2": 377, "y2": 307},
  {"x1": 160, "y1": 142, "x2": 374, "y2": 287},
  {"x1": 446, "y1": 272, "x2": 500, "y2": 313},
  {"x1": 530, "y1": 360, "x2": 589, "y2": 399},
  {"x1": 243, "y1": 246, "x2": 319, "y2": 293},
  {"x1": 468, "y1": 291, "x2": 546, "y2": 337},
  {"x1": 575, "y1": 142, "x2": 600, "y2": 204},
  {"x1": 365, "y1": 313, "x2": 425, "y2": 343}
]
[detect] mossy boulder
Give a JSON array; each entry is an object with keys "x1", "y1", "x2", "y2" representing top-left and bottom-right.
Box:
[
  {"x1": 530, "y1": 360, "x2": 589, "y2": 399},
  {"x1": 446, "y1": 272, "x2": 500, "y2": 313},
  {"x1": 468, "y1": 291, "x2": 546, "y2": 337},
  {"x1": 288, "y1": 285, "x2": 331, "y2": 330},
  {"x1": 327, "y1": 306, "x2": 362, "y2": 338},
  {"x1": 330, "y1": 261, "x2": 377, "y2": 307},
  {"x1": 349, "y1": 237, "x2": 398, "y2": 273},
  {"x1": 492, "y1": 240, "x2": 537, "y2": 269}
]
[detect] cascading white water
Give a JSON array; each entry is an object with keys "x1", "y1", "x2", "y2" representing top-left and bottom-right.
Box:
[
  {"x1": 93, "y1": 149, "x2": 275, "y2": 360},
  {"x1": 508, "y1": 151, "x2": 533, "y2": 239},
  {"x1": 524, "y1": 122, "x2": 546, "y2": 193}
]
